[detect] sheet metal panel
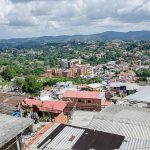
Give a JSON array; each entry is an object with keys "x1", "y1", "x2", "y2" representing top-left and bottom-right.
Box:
[
  {"x1": 44, "y1": 126, "x2": 85, "y2": 150},
  {"x1": 88, "y1": 105, "x2": 150, "y2": 150},
  {"x1": 119, "y1": 137, "x2": 150, "y2": 150},
  {"x1": 29, "y1": 123, "x2": 60, "y2": 149}
]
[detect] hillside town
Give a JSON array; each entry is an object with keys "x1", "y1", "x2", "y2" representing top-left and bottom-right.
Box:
[
  {"x1": 1, "y1": 0, "x2": 150, "y2": 149},
  {"x1": 0, "y1": 54, "x2": 150, "y2": 149}
]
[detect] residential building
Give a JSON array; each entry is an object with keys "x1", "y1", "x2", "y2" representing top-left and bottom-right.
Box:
[
  {"x1": 124, "y1": 87, "x2": 150, "y2": 104},
  {"x1": 62, "y1": 69, "x2": 72, "y2": 77},
  {"x1": 62, "y1": 90, "x2": 101, "y2": 105},
  {"x1": 109, "y1": 82, "x2": 139, "y2": 96},
  {"x1": 59, "y1": 59, "x2": 81, "y2": 69},
  {"x1": 0, "y1": 114, "x2": 33, "y2": 150},
  {"x1": 52, "y1": 68, "x2": 62, "y2": 77},
  {"x1": 59, "y1": 59, "x2": 68, "y2": 69},
  {"x1": 87, "y1": 83, "x2": 104, "y2": 91},
  {"x1": 27, "y1": 123, "x2": 124, "y2": 150},
  {"x1": 62, "y1": 90, "x2": 103, "y2": 112},
  {"x1": 22, "y1": 99, "x2": 67, "y2": 119},
  {"x1": 118, "y1": 70, "x2": 136, "y2": 82}
]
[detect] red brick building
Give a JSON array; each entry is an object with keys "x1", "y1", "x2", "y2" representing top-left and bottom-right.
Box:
[
  {"x1": 62, "y1": 90, "x2": 101, "y2": 111},
  {"x1": 40, "y1": 64, "x2": 88, "y2": 78},
  {"x1": 62, "y1": 69, "x2": 72, "y2": 77},
  {"x1": 63, "y1": 90, "x2": 101, "y2": 104},
  {"x1": 52, "y1": 69, "x2": 62, "y2": 77}
]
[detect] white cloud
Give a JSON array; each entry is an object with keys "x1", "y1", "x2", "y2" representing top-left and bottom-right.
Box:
[{"x1": 0, "y1": 0, "x2": 150, "y2": 38}]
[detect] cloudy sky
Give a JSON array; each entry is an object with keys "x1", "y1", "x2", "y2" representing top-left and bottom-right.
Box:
[{"x1": 0, "y1": 0, "x2": 150, "y2": 39}]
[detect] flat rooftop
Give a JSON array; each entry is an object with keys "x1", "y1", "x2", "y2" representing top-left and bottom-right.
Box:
[
  {"x1": 0, "y1": 114, "x2": 34, "y2": 148},
  {"x1": 0, "y1": 92, "x2": 27, "y2": 106}
]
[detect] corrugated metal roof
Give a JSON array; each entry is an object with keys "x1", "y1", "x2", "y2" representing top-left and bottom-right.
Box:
[
  {"x1": 124, "y1": 87, "x2": 150, "y2": 103},
  {"x1": 88, "y1": 105, "x2": 150, "y2": 149},
  {"x1": 29, "y1": 124, "x2": 84, "y2": 150},
  {"x1": 89, "y1": 119, "x2": 150, "y2": 140},
  {"x1": 28, "y1": 123, "x2": 125, "y2": 150},
  {"x1": 29, "y1": 123, "x2": 60, "y2": 149},
  {"x1": 0, "y1": 93, "x2": 27, "y2": 106},
  {"x1": 45, "y1": 126, "x2": 84, "y2": 150},
  {"x1": 88, "y1": 105, "x2": 150, "y2": 139},
  {"x1": 119, "y1": 137, "x2": 150, "y2": 150}
]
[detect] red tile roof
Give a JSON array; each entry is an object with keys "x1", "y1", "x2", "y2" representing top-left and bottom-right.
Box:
[
  {"x1": 22, "y1": 99, "x2": 66, "y2": 112},
  {"x1": 41, "y1": 101, "x2": 66, "y2": 112},
  {"x1": 23, "y1": 99, "x2": 42, "y2": 106},
  {"x1": 63, "y1": 90, "x2": 100, "y2": 99}
]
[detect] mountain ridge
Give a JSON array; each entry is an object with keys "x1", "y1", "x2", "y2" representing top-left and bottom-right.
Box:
[{"x1": 0, "y1": 30, "x2": 150, "y2": 49}]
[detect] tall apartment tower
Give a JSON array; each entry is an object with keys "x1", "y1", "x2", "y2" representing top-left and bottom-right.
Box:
[
  {"x1": 59, "y1": 59, "x2": 68, "y2": 69},
  {"x1": 78, "y1": 57, "x2": 81, "y2": 65}
]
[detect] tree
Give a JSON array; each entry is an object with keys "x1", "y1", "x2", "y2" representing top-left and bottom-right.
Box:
[
  {"x1": 1, "y1": 67, "x2": 16, "y2": 81},
  {"x1": 32, "y1": 67, "x2": 45, "y2": 76},
  {"x1": 22, "y1": 76, "x2": 43, "y2": 96}
]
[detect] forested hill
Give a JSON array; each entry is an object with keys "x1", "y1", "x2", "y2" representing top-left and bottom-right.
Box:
[{"x1": 0, "y1": 31, "x2": 150, "y2": 49}]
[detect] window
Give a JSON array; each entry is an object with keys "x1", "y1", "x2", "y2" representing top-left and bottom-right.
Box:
[
  {"x1": 88, "y1": 100, "x2": 92, "y2": 103},
  {"x1": 78, "y1": 99, "x2": 84, "y2": 103}
]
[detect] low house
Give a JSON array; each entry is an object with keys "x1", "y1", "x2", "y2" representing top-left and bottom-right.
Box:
[
  {"x1": 56, "y1": 81, "x2": 72, "y2": 88},
  {"x1": 22, "y1": 99, "x2": 67, "y2": 120},
  {"x1": 109, "y1": 82, "x2": 126, "y2": 93},
  {"x1": 62, "y1": 90, "x2": 101, "y2": 112},
  {"x1": 124, "y1": 87, "x2": 150, "y2": 104},
  {"x1": 118, "y1": 70, "x2": 136, "y2": 82},
  {"x1": 126, "y1": 83, "x2": 139, "y2": 95},
  {"x1": 0, "y1": 114, "x2": 33, "y2": 150},
  {"x1": 62, "y1": 90, "x2": 105, "y2": 113},
  {"x1": 109, "y1": 82, "x2": 139, "y2": 96},
  {"x1": 87, "y1": 83, "x2": 104, "y2": 91},
  {"x1": 39, "y1": 90, "x2": 54, "y2": 101},
  {"x1": 63, "y1": 90, "x2": 101, "y2": 105},
  {"x1": 27, "y1": 123, "x2": 124, "y2": 150}
]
